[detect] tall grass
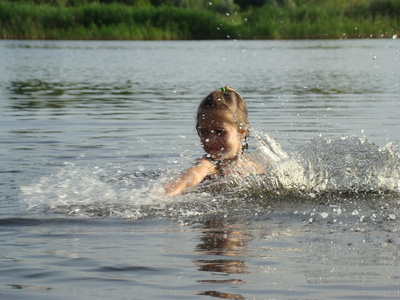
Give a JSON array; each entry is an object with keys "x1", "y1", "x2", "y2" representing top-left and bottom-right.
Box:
[
  {"x1": 240, "y1": 0, "x2": 399, "y2": 39},
  {"x1": 0, "y1": 0, "x2": 399, "y2": 40},
  {"x1": 0, "y1": 2, "x2": 237, "y2": 39}
]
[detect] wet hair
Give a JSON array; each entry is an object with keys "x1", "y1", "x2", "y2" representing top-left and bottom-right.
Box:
[{"x1": 196, "y1": 86, "x2": 249, "y2": 152}]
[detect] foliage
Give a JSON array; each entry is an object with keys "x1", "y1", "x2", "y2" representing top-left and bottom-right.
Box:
[{"x1": 0, "y1": 0, "x2": 399, "y2": 39}]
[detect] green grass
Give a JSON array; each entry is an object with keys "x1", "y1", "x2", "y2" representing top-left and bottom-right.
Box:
[
  {"x1": 0, "y1": 2, "x2": 236, "y2": 39},
  {"x1": 0, "y1": 0, "x2": 399, "y2": 40},
  {"x1": 240, "y1": 0, "x2": 400, "y2": 39}
]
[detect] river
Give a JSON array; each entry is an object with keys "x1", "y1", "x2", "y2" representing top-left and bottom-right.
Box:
[{"x1": 0, "y1": 39, "x2": 399, "y2": 299}]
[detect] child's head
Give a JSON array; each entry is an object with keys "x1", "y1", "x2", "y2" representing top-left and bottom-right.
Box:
[{"x1": 196, "y1": 86, "x2": 249, "y2": 160}]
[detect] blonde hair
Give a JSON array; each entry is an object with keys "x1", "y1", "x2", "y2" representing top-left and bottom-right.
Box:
[{"x1": 196, "y1": 86, "x2": 249, "y2": 151}]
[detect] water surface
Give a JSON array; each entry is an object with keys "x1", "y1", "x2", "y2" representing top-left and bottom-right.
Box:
[{"x1": 0, "y1": 39, "x2": 399, "y2": 299}]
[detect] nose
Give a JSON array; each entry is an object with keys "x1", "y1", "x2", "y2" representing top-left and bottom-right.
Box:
[{"x1": 202, "y1": 132, "x2": 219, "y2": 146}]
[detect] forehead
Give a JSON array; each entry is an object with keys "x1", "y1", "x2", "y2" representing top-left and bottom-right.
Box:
[{"x1": 198, "y1": 109, "x2": 234, "y2": 127}]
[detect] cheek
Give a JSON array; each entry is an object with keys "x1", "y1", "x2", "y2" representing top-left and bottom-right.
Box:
[
  {"x1": 200, "y1": 136, "x2": 211, "y2": 146},
  {"x1": 228, "y1": 133, "x2": 243, "y2": 150},
  {"x1": 221, "y1": 134, "x2": 237, "y2": 148}
]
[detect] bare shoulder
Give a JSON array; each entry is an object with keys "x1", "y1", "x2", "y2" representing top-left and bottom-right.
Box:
[
  {"x1": 194, "y1": 156, "x2": 214, "y2": 166},
  {"x1": 191, "y1": 156, "x2": 216, "y2": 174}
]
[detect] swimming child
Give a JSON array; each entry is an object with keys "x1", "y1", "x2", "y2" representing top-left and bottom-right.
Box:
[{"x1": 164, "y1": 86, "x2": 264, "y2": 196}]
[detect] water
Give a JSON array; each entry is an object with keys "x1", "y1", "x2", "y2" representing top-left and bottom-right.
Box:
[{"x1": 0, "y1": 39, "x2": 399, "y2": 299}]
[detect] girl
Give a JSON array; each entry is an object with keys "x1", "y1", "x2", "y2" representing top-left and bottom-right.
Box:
[{"x1": 164, "y1": 86, "x2": 264, "y2": 196}]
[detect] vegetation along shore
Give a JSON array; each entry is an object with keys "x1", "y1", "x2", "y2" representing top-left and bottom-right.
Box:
[{"x1": 1, "y1": 0, "x2": 399, "y2": 40}]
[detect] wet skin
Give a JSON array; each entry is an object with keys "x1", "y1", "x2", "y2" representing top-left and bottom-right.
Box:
[
  {"x1": 198, "y1": 109, "x2": 246, "y2": 162},
  {"x1": 164, "y1": 109, "x2": 246, "y2": 196}
]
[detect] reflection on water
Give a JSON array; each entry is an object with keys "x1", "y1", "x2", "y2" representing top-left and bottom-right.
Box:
[
  {"x1": 198, "y1": 290, "x2": 245, "y2": 299},
  {"x1": 8, "y1": 79, "x2": 162, "y2": 108},
  {"x1": 196, "y1": 219, "x2": 252, "y2": 299}
]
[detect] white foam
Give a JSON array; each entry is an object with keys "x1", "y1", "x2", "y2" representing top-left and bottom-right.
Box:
[
  {"x1": 20, "y1": 163, "x2": 186, "y2": 218},
  {"x1": 20, "y1": 135, "x2": 400, "y2": 221},
  {"x1": 247, "y1": 134, "x2": 400, "y2": 196}
]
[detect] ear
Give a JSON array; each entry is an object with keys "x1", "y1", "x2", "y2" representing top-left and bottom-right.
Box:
[{"x1": 238, "y1": 128, "x2": 247, "y2": 140}]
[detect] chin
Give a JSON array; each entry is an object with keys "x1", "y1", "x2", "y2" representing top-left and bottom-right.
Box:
[
  {"x1": 207, "y1": 152, "x2": 223, "y2": 160},
  {"x1": 213, "y1": 153, "x2": 233, "y2": 161}
]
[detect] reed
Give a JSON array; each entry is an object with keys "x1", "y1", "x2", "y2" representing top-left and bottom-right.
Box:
[
  {"x1": 0, "y1": 2, "x2": 236, "y2": 39},
  {"x1": 239, "y1": 0, "x2": 399, "y2": 39},
  {"x1": 0, "y1": 0, "x2": 399, "y2": 40}
]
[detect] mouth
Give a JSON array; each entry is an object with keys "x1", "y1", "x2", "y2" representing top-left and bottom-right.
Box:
[
  {"x1": 206, "y1": 147, "x2": 225, "y2": 155},
  {"x1": 205, "y1": 149, "x2": 229, "y2": 161}
]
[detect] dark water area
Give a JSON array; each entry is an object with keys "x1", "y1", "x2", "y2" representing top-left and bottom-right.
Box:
[{"x1": 0, "y1": 39, "x2": 399, "y2": 299}]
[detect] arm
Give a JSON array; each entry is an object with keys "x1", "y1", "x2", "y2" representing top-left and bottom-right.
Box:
[{"x1": 164, "y1": 157, "x2": 215, "y2": 196}]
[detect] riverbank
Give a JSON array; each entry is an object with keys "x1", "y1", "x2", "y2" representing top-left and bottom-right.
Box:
[{"x1": 1, "y1": 0, "x2": 399, "y2": 40}]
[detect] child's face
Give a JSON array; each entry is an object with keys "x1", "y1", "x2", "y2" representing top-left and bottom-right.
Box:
[{"x1": 197, "y1": 109, "x2": 246, "y2": 161}]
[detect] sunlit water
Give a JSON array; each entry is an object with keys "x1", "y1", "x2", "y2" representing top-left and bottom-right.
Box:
[{"x1": 0, "y1": 39, "x2": 399, "y2": 299}]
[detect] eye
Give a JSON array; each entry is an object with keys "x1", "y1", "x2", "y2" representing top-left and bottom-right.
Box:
[
  {"x1": 200, "y1": 130, "x2": 208, "y2": 135},
  {"x1": 216, "y1": 128, "x2": 225, "y2": 134}
]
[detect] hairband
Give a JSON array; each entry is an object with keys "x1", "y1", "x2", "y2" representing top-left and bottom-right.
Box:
[{"x1": 220, "y1": 86, "x2": 226, "y2": 93}]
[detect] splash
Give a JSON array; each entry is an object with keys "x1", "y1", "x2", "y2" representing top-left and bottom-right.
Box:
[
  {"x1": 20, "y1": 163, "x2": 170, "y2": 219},
  {"x1": 193, "y1": 134, "x2": 400, "y2": 198},
  {"x1": 261, "y1": 135, "x2": 400, "y2": 196},
  {"x1": 20, "y1": 135, "x2": 400, "y2": 221}
]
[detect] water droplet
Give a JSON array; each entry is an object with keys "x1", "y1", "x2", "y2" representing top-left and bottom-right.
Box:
[
  {"x1": 392, "y1": 34, "x2": 397, "y2": 39},
  {"x1": 320, "y1": 212, "x2": 328, "y2": 219}
]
